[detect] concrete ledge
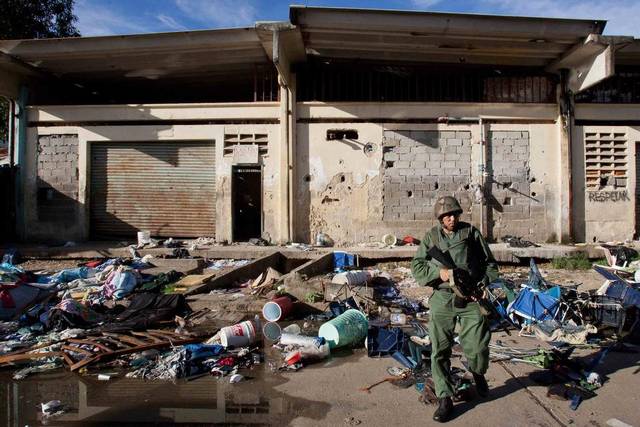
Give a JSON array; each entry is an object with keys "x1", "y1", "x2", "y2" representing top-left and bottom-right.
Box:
[{"x1": 5, "y1": 241, "x2": 607, "y2": 262}]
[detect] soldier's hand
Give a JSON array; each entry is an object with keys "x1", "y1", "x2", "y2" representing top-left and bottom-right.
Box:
[{"x1": 439, "y1": 269, "x2": 450, "y2": 282}]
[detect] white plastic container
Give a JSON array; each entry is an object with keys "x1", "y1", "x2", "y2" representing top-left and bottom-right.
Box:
[
  {"x1": 219, "y1": 320, "x2": 258, "y2": 348},
  {"x1": 137, "y1": 230, "x2": 151, "y2": 246},
  {"x1": 280, "y1": 333, "x2": 323, "y2": 347},
  {"x1": 331, "y1": 270, "x2": 372, "y2": 286}
]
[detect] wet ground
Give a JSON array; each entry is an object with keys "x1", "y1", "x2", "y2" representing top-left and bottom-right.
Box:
[
  {"x1": 3, "y1": 258, "x2": 633, "y2": 426},
  {"x1": 3, "y1": 332, "x2": 639, "y2": 427}
]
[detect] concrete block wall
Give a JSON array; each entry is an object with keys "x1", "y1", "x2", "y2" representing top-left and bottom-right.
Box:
[
  {"x1": 382, "y1": 130, "x2": 473, "y2": 223},
  {"x1": 36, "y1": 134, "x2": 79, "y2": 223},
  {"x1": 488, "y1": 130, "x2": 544, "y2": 240}
]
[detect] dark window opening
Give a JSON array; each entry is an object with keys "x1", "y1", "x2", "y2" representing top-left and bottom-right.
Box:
[
  {"x1": 297, "y1": 60, "x2": 556, "y2": 103},
  {"x1": 327, "y1": 129, "x2": 359, "y2": 140},
  {"x1": 576, "y1": 66, "x2": 640, "y2": 104}
]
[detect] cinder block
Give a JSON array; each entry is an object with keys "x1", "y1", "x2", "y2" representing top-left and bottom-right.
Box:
[
  {"x1": 441, "y1": 161, "x2": 456, "y2": 168},
  {"x1": 411, "y1": 146, "x2": 427, "y2": 154},
  {"x1": 456, "y1": 145, "x2": 471, "y2": 154},
  {"x1": 399, "y1": 212, "x2": 416, "y2": 221},
  {"x1": 399, "y1": 153, "x2": 413, "y2": 161},
  {"x1": 396, "y1": 147, "x2": 410, "y2": 154},
  {"x1": 430, "y1": 153, "x2": 444, "y2": 160},
  {"x1": 395, "y1": 160, "x2": 410, "y2": 168},
  {"x1": 457, "y1": 131, "x2": 472, "y2": 139},
  {"x1": 440, "y1": 131, "x2": 456, "y2": 138},
  {"x1": 512, "y1": 145, "x2": 528, "y2": 154},
  {"x1": 444, "y1": 146, "x2": 457, "y2": 154},
  {"x1": 445, "y1": 168, "x2": 462, "y2": 176},
  {"x1": 414, "y1": 153, "x2": 429, "y2": 161},
  {"x1": 384, "y1": 152, "x2": 399, "y2": 161},
  {"x1": 447, "y1": 138, "x2": 463, "y2": 146}
]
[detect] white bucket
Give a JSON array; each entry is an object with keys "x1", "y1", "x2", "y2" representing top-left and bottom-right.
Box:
[
  {"x1": 331, "y1": 270, "x2": 372, "y2": 287},
  {"x1": 382, "y1": 233, "x2": 397, "y2": 246},
  {"x1": 137, "y1": 230, "x2": 151, "y2": 246},
  {"x1": 219, "y1": 320, "x2": 258, "y2": 348}
]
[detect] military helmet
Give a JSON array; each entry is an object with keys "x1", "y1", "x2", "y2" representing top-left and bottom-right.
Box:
[{"x1": 434, "y1": 196, "x2": 462, "y2": 219}]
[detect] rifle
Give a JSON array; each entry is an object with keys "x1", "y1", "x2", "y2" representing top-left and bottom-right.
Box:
[{"x1": 426, "y1": 245, "x2": 504, "y2": 322}]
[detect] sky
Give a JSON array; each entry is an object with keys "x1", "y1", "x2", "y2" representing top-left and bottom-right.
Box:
[{"x1": 74, "y1": 0, "x2": 640, "y2": 37}]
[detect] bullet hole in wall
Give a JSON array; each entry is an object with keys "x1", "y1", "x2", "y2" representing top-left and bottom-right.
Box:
[
  {"x1": 407, "y1": 191, "x2": 413, "y2": 198},
  {"x1": 503, "y1": 197, "x2": 512, "y2": 205},
  {"x1": 434, "y1": 182, "x2": 439, "y2": 190},
  {"x1": 464, "y1": 184, "x2": 470, "y2": 190},
  {"x1": 303, "y1": 174, "x2": 311, "y2": 182},
  {"x1": 340, "y1": 175, "x2": 346, "y2": 182},
  {"x1": 531, "y1": 192, "x2": 536, "y2": 197},
  {"x1": 386, "y1": 161, "x2": 394, "y2": 168}
]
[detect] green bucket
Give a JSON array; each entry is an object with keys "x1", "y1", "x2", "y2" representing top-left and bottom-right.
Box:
[{"x1": 319, "y1": 309, "x2": 369, "y2": 349}]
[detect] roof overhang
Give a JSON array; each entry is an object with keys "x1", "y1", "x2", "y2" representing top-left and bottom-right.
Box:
[
  {"x1": 547, "y1": 34, "x2": 633, "y2": 92},
  {"x1": 290, "y1": 5, "x2": 606, "y2": 67},
  {"x1": 0, "y1": 27, "x2": 272, "y2": 101}
]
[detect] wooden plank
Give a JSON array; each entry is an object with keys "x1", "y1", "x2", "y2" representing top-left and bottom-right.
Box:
[
  {"x1": 62, "y1": 345, "x2": 95, "y2": 357},
  {"x1": 69, "y1": 336, "x2": 202, "y2": 371},
  {"x1": 98, "y1": 336, "x2": 133, "y2": 349},
  {"x1": 175, "y1": 273, "x2": 217, "y2": 288},
  {"x1": 103, "y1": 333, "x2": 149, "y2": 347},
  {"x1": 67, "y1": 338, "x2": 114, "y2": 353},
  {"x1": 131, "y1": 331, "x2": 163, "y2": 343},
  {"x1": 0, "y1": 351, "x2": 63, "y2": 365}
]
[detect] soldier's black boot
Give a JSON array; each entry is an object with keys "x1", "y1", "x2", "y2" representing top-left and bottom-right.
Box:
[
  {"x1": 433, "y1": 397, "x2": 453, "y2": 423},
  {"x1": 472, "y1": 373, "x2": 489, "y2": 397}
]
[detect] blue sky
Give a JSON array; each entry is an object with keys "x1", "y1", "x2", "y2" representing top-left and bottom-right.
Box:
[{"x1": 74, "y1": 0, "x2": 640, "y2": 37}]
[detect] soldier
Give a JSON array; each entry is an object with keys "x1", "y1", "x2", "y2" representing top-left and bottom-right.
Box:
[{"x1": 411, "y1": 196, "x2": 499, "y2": 422}]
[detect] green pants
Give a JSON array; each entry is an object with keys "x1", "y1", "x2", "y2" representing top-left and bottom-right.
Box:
[{"x1": 429, "y1": 290, "x2": 490, "y2": 398}]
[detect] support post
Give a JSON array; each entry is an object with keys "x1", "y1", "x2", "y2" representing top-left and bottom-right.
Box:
[{"x1": 13, "y1": 86, "x2": 28, "y2": 241}]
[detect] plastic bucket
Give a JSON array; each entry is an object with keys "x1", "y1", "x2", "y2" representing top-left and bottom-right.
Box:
[
  {"x1": 331, "y1": 271, "x2": 371, "y2": 287},
  {"x1": 262, "y1": 322, "x2": 282, "y2": 341},
  {"x1": 262, "y1": 296, "x2": 293, "y2": 322},
  {"x1": 318, "y1": 309, "x2": 369, "y2": 349},
  {"x1": 137, "y1": 231, "x2": 151, "y2": 246},
  {"x1": 219, "y1": 320, "x2": 257, "y2": 348},
  {"x1": 382, "y1": 233, "x2": 397, "y2": 246}
]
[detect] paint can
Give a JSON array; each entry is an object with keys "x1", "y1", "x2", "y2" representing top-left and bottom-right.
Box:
[
  {"x1": 219, "y1": 319, "x2": 258, "y2": 348},
  {"x1": 262, "y1": 296, "x2": 293, "y2": 322}
]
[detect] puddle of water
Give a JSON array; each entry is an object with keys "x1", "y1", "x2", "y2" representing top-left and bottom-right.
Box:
[{"x1": 0, "y1": 322, "x2": 359, "y2": 426}]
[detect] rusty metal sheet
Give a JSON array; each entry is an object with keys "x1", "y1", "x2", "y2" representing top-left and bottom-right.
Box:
[{"x1": 90, "y1": 141, "x2": 215, "y2": 238}]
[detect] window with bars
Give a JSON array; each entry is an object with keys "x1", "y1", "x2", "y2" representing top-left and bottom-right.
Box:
[
  {"x1": 223, "y1": 133, "x2": 268, "y2": 155},
  {"x1": 585, "y1": 131, "x2": 628, "y2": 189}
]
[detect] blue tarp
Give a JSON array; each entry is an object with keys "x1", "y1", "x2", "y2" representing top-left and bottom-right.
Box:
[
  {"x1": 508, "y1": 287, "x2": 560, "y2": 323},
  {"x1": 333, "y1": 251, "x2": 357, "y2": 273}
]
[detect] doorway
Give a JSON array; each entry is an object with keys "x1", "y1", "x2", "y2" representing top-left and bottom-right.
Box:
[{"x1": 232, "y1": 166, "x2": 262, "y2": 241}]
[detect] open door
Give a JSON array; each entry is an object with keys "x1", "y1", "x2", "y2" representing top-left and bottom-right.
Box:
[{"x1": 232, "y1": 166, "x2": 262, "y2": 241}]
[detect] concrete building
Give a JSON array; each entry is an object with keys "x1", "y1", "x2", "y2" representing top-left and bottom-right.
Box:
[{"x1": 0, "y1": 6, "x2": 639, "y2": 245}]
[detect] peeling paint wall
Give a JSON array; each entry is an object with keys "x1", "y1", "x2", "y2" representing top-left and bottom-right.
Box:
[
  {"x1": 296, "y1": 103, "x2": 562, "y2": 244},
  {"x1": 295, "y1": 123, "x2": 384, "y2": 245}
]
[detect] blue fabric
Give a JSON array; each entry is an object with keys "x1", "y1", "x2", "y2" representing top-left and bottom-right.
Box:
[
  {"x1": 509, "y1": 287, "x2": 560, "y2": 322},
  {"x1": 545, "y1": 286, "x2": 562, "y2": 300},
  {"x1": 367, "y1": 327, "x2": 406, "y2": 357},
  {"x1": 111, "y1": 270, "x2": 137, "y2": 299},
  {"x1": 38, "y1": 267, "x2": 94, "y2": 284},
  {"x1": 184, "y1": 343, "x2": 225, "y2": 360},
  {"x1": 593, "y1": 265, "x2": 640, "y2": 308},
  {"x1": 333, "y1": 251, "x2": 356, "y2": 273}
]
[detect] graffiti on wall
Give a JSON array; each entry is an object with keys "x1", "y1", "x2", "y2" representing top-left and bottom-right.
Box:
[{"x1": 587, "y1": 190, "x2": 630, "y2": 203}]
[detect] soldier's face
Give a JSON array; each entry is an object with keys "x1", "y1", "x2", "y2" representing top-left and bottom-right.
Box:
[{"x1": 441, "y1": 213, "x2": 459, "y2": 232}]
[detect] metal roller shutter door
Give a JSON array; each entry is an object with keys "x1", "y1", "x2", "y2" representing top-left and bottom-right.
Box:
[{"x1": 90, "y1": 141, "x2": 215, "y2": 238}]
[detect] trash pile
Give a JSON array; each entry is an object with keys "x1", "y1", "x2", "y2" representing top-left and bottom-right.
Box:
[{"x1": 2, "y1": 243, "x2": 640, "y2": 418}]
